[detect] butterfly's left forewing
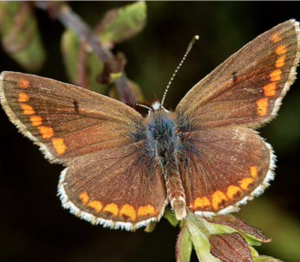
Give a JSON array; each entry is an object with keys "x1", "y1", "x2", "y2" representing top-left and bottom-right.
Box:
[{"x1": 0, "y1": 72, "x2": 141, "y2": 163}]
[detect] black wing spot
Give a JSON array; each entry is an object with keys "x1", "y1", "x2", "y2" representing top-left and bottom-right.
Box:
[
  {"x1": 73, "y1": 100, "x2": 79, "y2": 113},
  {"x1": 232, "y1": 71, "x2": 238, "y2": 83}
]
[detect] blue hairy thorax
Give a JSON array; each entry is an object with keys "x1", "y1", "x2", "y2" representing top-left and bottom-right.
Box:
[{"x1": 146, "y1": 109, "x2": 179, "y2": 167}]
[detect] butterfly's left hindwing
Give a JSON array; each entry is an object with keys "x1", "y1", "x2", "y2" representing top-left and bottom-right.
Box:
[{"x1": 60, "y1": 142, "x2": 167, "y2": 230}]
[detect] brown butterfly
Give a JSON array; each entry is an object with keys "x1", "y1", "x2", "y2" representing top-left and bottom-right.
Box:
[{"x1": 1, "y1": 20, "x2": 299, "y2": 230}]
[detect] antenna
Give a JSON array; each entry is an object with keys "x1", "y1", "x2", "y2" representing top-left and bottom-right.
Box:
[
  {"x1": 131, "y1": 102, "x2": 152, "y2": 111},
  {"x1": 161, "y1": 35, "x2": 199, "y2": 107}
]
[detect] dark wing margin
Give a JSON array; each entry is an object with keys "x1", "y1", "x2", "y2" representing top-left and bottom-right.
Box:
[{"x1": 176, "y1": 20, "x2": 300, "y2": 130}]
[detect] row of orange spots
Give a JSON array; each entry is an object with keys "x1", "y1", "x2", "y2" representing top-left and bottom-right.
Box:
[
  {"x1": 16, "y1": 78, "x2": 67, "y2": 156},
  {"x1": 19, "y1": 99, "x2": 67, "y2": 155},
  {"x1": 191, "y1": 166, "x2": 258, "y2": 211},
  {"x1": 78, "y1": 192, "x2": 157, "y2": 221},
  {"x1": 257, "y1": 34, "x2": 288, "y2": 116}
]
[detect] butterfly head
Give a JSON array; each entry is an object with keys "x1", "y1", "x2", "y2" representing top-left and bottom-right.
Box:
[{"x1": 150, "y1": 101, "x2": 170, "y2": 114}]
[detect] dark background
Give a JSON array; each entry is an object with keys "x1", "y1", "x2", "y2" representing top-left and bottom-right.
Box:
[{"x1": 0, "y1": 2, "x2": 300, "y2": 262}]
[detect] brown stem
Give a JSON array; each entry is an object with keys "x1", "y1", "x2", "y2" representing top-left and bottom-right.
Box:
[{"x1": 35, "y1": 2, "x2": 137, "y2": 104}]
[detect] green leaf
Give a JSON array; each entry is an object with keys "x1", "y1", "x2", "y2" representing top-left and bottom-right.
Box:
[
  {"x1": 176, "y1": 222, "x2": 193, "y2": 262},
  {"x1": 61, "y1": 29, "x2": 106, "y2": 93},
  {"x1": 61, "y1": 29, "x2": 79, "y2": 83},
  {"x1": 186, "y1": 215, "x2": 220, "y2": 262},
  {"x1": 206, "y1": 215, "x2": 271, "y2": 245},
  {"x1": 164, "y1": 208, "x2": 179, "y2": 227},
  {"x1": 95, "y1": 1, "x2": 147, "y2": 48},
  {"x1": 0, "y1": 2, "x2": 45, "y2": 71},
  {"x1": 144, "y1": 221, "x2": 156, "y2": 233}
]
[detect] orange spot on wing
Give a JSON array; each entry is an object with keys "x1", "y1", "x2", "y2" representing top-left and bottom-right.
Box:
[
  {"x1": 193, "y1": 197, "x2": 211, "y2": 209},
  {"x1": 52, "y1": 138, "x2": 67, "y2": 155},
  {"x1": 137, "y1": 205, "x2": 156, "y2": 217},
  {"x1": 38, "y1": 126, "x2": 54, "y2": 139},
  {"x1": 212, "y1": 190, "x2": 228, "y2": 210},
  {"x1": 18, "y1": 93, "x2": 29, "y2": 102},
  {"x1": 250, "y1": 166, "x2": 258, "y2": 178},
  {"x1": 271, "y1": 33, "x2": 281, "y2": 43},
  {"x1": 87, "y1": 200, "x2": 103, "y2": 213},
  {"x1": 79, "y1": 192, "x2": 89, "y2": 205},
  {"x1": 226, "y1": 186, "x2": 242, "y2": 199},
  {"x1": 263, "y1": 83, "x2": 276, "y2": 97},
  {"x1": 240, "y1": 178, "x2": 255, "y2": 190},
  {"x1": 275, "y1": 45, "x2": 287, "y2": 55},
  {"x1": 120, "y1": 204, "x2": 137, "y2": 221},
  {"x1": 270, "y1": 69, "x2": 282, "y2": 82},
  {"x1": 18, "y1": 78, "x2": 30, "y2": 89},
  {"x1": 30, "y1": 116, "x2": 43, "y2": 127},
  {"x1": 20, "y1": 104, "x2": 35, "y2": 115},
  {"x1": 275, "y1": 55, "x2": 286, "y2": 68},
  {"x1": 103, "y1": 203, "x2": 119, "y2": 217},
  {"x1": 256, "y1": 98, "x2": 268, "y2": 116}
]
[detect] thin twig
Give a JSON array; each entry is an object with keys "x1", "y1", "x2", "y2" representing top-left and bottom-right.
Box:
[{"x1": 36, "y1": 2, "x2": 136, "y2": 104}]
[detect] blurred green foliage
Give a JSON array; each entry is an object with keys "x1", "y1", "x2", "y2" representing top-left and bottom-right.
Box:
[{"x1": 0, "y1": 2, "x2": 45, "y2": 71}]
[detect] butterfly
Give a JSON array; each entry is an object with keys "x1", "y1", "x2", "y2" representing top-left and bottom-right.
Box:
[{"x1": 0, "y1": 20, "x2": 299, "y2": 231}]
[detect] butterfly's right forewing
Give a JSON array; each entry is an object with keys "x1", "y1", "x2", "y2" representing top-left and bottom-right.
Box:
[{"x1": 177, "y1": 20, "x2": 300, "y2": 129}]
